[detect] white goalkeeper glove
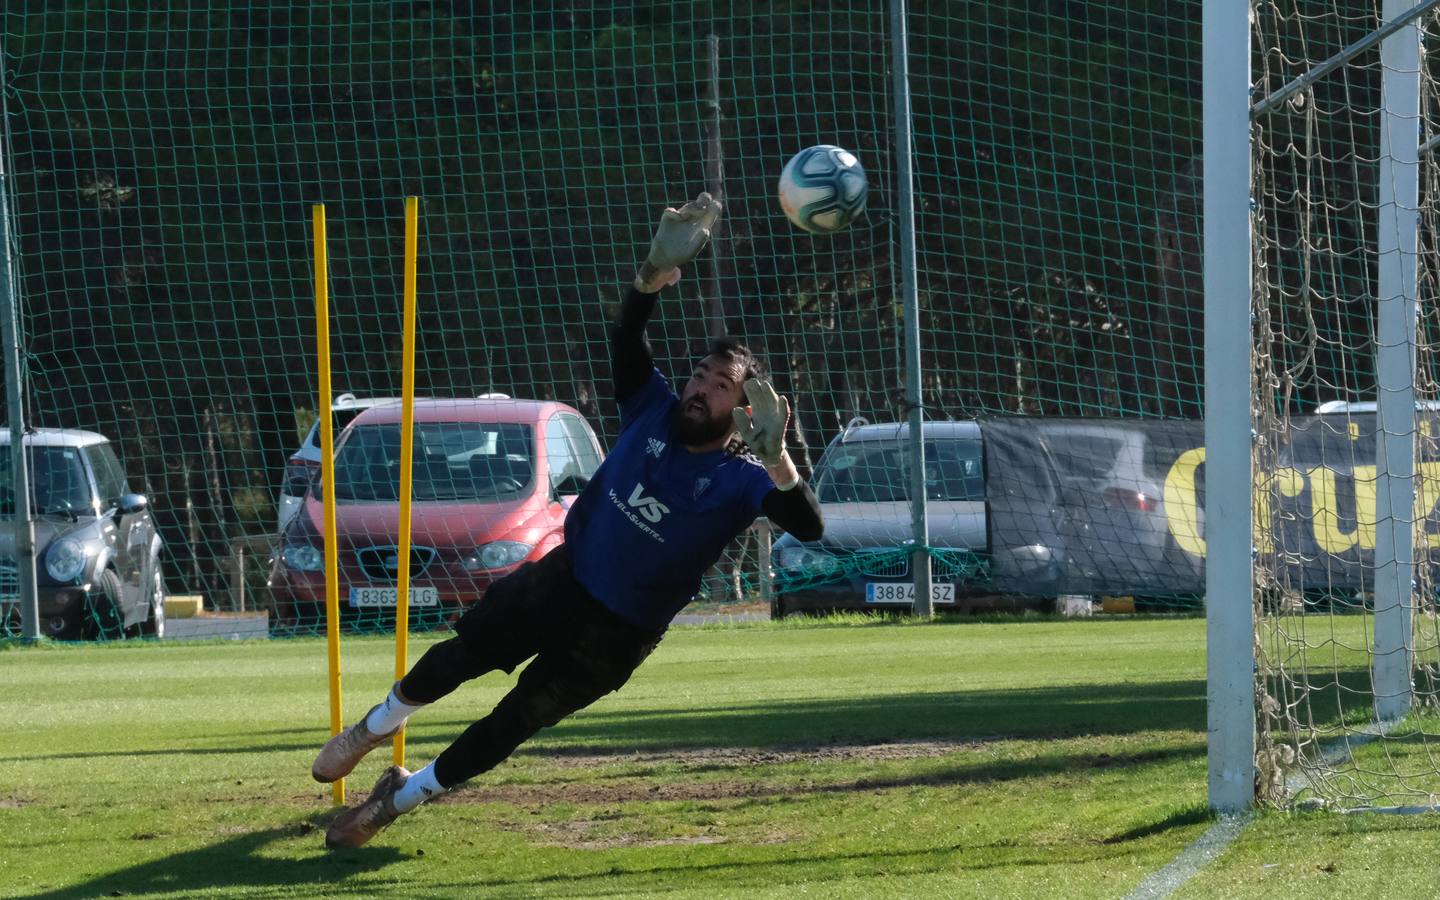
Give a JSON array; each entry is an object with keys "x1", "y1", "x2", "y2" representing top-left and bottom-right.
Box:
[
  {"x1": 731, "y1": 379, "x2": 790, "y2": 468},
  {"x1": 637, "y1": 192, "x2": 723, "y2": 288}
]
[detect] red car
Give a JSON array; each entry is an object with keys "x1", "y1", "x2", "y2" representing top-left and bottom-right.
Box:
[{"x1": 269, "y1": 397, "x2": 604, "y2": 632}]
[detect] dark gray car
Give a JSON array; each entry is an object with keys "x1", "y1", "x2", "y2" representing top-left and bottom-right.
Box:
[{"x1": 0, "y1": 429, "x2": 165, "y2": 640}]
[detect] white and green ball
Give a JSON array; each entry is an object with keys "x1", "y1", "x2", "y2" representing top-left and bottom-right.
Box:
[{"x1": 777, "y1": 144, "x2": 868, "y2": 234}]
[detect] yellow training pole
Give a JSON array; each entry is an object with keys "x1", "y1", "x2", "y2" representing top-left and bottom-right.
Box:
[
  {"x1": 314, "y1": 204, "x2": 345, "y2": 806},
  {"x1": 393, "y1": 196, "x2": 419, "y2": 767}
]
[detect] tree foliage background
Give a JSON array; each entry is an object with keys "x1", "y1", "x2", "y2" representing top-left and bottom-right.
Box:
[{"x1": 0, "y1": 1, "x2": 1213, "y2": 598}]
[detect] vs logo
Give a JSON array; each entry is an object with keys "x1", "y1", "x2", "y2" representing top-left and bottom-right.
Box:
[{"x1": 627, "y1": 483, "x2": 671, "y2": 523}]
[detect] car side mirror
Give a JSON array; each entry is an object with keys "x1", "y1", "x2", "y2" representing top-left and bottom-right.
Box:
[
  {"x1": 118, "y1": 493, "x2": 149, "y2": 515},
  {"x1": 551, "y1": 474, "x2": 589, "y2": 499},
  {"x1": 285, "y1": 471, "x2": 313, "y2": 496}
]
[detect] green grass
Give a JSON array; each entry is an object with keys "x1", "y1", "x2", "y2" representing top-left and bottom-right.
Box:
[{"x1": 0, "y1": 616, "x2": 1434, "y2": 898}]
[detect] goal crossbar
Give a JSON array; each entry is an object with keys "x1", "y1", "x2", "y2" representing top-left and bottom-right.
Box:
[{"x1": 1250, "y1": 0, "x2": 1440, "y2": 118}]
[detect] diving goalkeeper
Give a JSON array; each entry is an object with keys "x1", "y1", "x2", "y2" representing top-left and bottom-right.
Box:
[{"x1": 314, "y1": 192, "x2": 825, "y2": 849}]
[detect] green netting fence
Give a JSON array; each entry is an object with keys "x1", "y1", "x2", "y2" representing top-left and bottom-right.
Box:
[{"x1": 0, "y1": 1, "x2": 1205, "y2": 640}]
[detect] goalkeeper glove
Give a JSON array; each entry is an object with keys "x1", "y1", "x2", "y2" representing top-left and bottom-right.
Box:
[
  {"x1": 731, "y1": 379, "x2": 790, "y2": 468},
  {"x1": 638, "y1": 192, "x2": 723, "y2": 285}
]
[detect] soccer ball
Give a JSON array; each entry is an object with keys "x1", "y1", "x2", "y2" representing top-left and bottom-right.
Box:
[{"x1": 777, "y1": 145, "x2": 868, "y2": 234}]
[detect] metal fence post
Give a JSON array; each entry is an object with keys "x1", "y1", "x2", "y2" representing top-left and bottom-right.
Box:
[
  {"x1": 0, "y1": 66, "x2": 38, "y2": 642},
  {"x1": 889, "y1": 0, "x2": 931, "y2": 617},
  {"x1": 704, "y1": 33, "x2": 729, "y2": 340},
  {"x1": 755, "y1": 518, "x2": 773, "y2": 612}
]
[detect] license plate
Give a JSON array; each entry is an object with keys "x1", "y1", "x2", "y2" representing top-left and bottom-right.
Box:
[
  {"x1": 348, "y1": 586, "x2": 439, "y2": 608},
  {"x1": 865, "y1": 582, "x2": 956, "y2": 604}
]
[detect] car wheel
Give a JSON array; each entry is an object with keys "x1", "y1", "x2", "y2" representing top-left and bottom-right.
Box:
[
  {"x1": 81, "y1": 569, "x2": 125, "y2": 641},
  {"x1": 138, "y1": 562, "x2": 166, "y2": 639},
  {"x1": 271, "y1": 598, "x2": 321, "y2": 636}
]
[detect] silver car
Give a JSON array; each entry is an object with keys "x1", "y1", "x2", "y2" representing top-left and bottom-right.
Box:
[
  {"x1": 277, "y1": 394, "x2": 406, "y2": 535},
  {"x1": 0, "y1": 429, "x2": 165, "y2": 640},
  {"x1": 769, "y1": 419, "x2": 1063, "y2": 616}
]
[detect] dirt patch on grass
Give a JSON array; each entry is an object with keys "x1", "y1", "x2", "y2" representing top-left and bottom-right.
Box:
[
  {"x1": 535, "y1": 737, "x2": 992, "y2": 770},
  {"x1": 0, "y1": 796, "x2": 31, "y2": 809},
  {"x1": 493, "y1": 816, "x2": 795, "y2": 850},
  {"x1": 438, "y1": 738, "x2": 994, "y2": 807},
  {"x1": 446, "y1": 779, "x2": 766, "y2": 806},
  {"x1": 1083, "y1": 750, "x2": 1181, "y2": 768},
  {"x1": 512, "y1": 819, "x2": 732, "y2": 849}
]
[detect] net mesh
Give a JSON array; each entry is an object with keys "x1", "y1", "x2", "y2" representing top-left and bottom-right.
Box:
[
  {"x1": 0, "y1": 2, "x2": 1205, "y2": 642},
  {"x1": 1251, "y1": 0, "x2": 1440, "y2": 809}
]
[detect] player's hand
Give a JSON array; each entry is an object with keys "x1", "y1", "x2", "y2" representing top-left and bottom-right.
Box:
[
  {"x1": 642, "y1": 192, "x2": 722, "y2": 279},
  {"x1": 731, "y1": 379, "x2": 789, "y2": 467}
]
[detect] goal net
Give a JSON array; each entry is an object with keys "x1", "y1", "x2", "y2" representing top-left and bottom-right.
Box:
[{"x1": 1250, "y1": 0, "x2": 1440, "y2": 810}]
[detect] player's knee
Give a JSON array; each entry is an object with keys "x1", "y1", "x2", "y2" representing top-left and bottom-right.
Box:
[
  {"x1": 401, "y1": 636, "x2": 489, "y2": 702},
  {"x1": 514, "y1": 678, "x2": 597, "y2": 730}
]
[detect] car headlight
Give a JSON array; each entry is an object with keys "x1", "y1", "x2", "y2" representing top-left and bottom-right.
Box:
[
  {"x1": 463, "y1": 541, "x2": 532, "y2": 571},
  {"x1": 45, "y1": 538, "x2": 88, "y2": 583},
  {"x1": 281, "y1": 543, "x2": 325, "y2": 572},
  {"x1": 775, "y1": 545, "x2": 840, "y2": 576}
]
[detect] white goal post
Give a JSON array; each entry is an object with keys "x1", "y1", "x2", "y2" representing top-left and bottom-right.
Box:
[{"x1": 1206, "y1": 0, "x2": 1438, "y2": 812}]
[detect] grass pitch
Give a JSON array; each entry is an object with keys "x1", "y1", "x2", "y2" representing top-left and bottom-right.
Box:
[{"x1": 0, "y1": 616, "x2": 1435, "y2": 898}]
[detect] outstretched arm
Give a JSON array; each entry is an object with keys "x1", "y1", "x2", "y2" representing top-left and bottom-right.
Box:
[
  {"x1": 612, "y1": 285, "x2": 663, "y2": 404},
  {"x1": 734, "y1": 380, "x2": 824, "y2": 541},
  {"x1": 762, "y1": 480, "x2": 824, "y2": 542},
  {"x1": 612, "y1": 192, "x2": 723, "y2": 404}
]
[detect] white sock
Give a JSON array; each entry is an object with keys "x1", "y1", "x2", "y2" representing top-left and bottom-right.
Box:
[
  {"x1": 366, "y1": 686, "x2": 425, "y2": 735},
  {"x1": 393, "y1": 763, "x2": 445, "y2": 813}
]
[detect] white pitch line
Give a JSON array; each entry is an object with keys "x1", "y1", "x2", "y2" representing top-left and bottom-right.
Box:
[
  {"x1": 1122, "y1": 811, "x2": 1253, "y2": 900},
  {"x1": 1127, "y1": 717, "x2": 1417, "y2": 897}
]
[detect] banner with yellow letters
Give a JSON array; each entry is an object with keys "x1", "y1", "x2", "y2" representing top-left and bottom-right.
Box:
[{"x1": 980, "y1": 413, "x2": 1427, "y2": 598}]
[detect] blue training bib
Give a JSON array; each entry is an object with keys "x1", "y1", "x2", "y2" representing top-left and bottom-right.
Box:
[{"x1": 564, "y1": 368, "x2": 773, "y2": 629}]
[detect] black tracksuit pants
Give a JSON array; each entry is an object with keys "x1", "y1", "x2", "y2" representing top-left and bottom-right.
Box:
[{"x1": 398, "y1": 544, "x2": 663, "y2": 789}]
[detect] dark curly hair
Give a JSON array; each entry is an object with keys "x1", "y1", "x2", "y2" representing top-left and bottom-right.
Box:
[{"x1": 706, "y1": 335, "x2": 765, "y2": 383}]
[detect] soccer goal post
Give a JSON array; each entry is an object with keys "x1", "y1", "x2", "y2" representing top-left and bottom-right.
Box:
[{"x1": 1208, "y1": 0, "x2": 1440, "y2": 812}]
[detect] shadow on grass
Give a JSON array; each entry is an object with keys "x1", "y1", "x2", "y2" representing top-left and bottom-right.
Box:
[
  {"x1": 19, "y1": 785, "x2": 1214, "y2": 899},
  {"x1": 402, "y1": 835, "x2": 1176, "y2": 898},
  {"x1": 24, "y1": 813, "x2": 404, "y2": 899},
  {"x1": 4, "y1": 680, "x2": 1212, "y2": 765},
  {"x1": 12, "y1": 668, "x2": 1378, "y2": 771},
  {"x1": 515, "y1": 741, "x2": 1203, "y2": 784},
  {"x1": 436, "y1": 743, "x2": 1206, "y2": 806},
  {"x1": 39, "y1": 836, "x2": 1144, "y2": 900},
  {"x1": 444, "y1": 678, "x2": 1215, "y2": 752},
  {"x1": 1102, "y1": 803, "x2": 1214, "y2": 843},
  {"x1": 484, "y1": 664, "x2": 1373, "y2": 757}
]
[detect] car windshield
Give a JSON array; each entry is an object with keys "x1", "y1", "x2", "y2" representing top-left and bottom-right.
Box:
[
  {"x1": 0, "y1": 445, "x2": 94, "y2": 515},
  {"x1": 1045, "y1": 432, "x2": 1124, "y2": 483},
  {"x1": 813, "y1": 438, "x2": 984, "y2": 503},
  {"x1": 323, "y1": 422, "x2": 534, "y2": 502}
]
